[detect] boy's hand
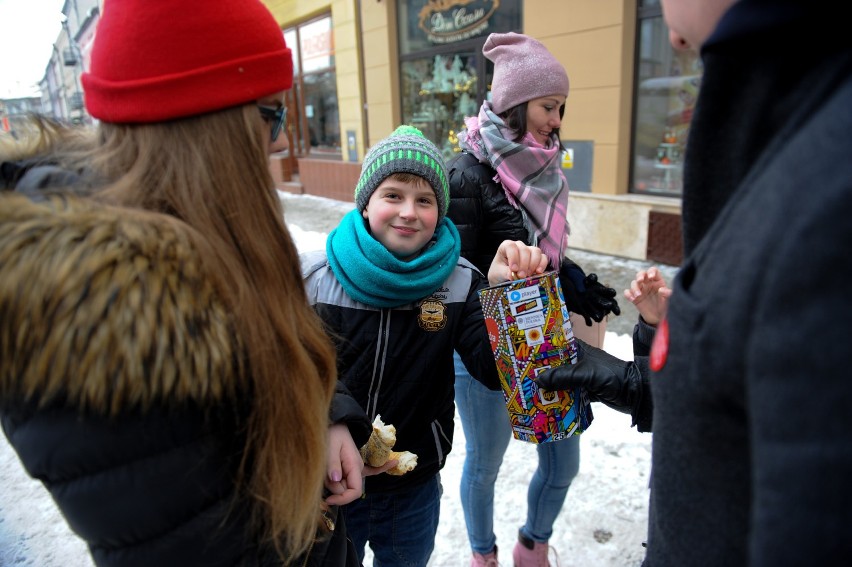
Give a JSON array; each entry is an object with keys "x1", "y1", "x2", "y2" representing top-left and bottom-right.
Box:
[
  {"x1": 488, "y1": 240, "x2": 548, "y2": 285},
  {"x1": 363, "y1": 459, "x2": 400, "y2": 477},
  {"x1": 624, "y1": 267, "x2": 672, "y2": 326}
]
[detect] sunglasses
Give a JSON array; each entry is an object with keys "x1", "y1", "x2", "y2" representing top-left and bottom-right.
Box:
[{"x1": 257, "y1": 105, "x2": 287, "y2": 142}]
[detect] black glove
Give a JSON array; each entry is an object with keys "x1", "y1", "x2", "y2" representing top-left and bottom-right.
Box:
[
  {"x1": 559, "y1": 258, "x2": 622, "y2": 327},
  {"x1": 534, "y1": 339, "x2": 652, "y2": 431}
]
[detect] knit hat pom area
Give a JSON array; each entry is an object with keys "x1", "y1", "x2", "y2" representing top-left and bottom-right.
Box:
[
  {"x1": 82, "y1": 0, "x2": 293, "y2": 123},
  {"x1": 483, "y1": 32, "x2": 569, "y2": 115},
  {"x1": 354, "y1": 125, "x2": 450, "y2": 220}
]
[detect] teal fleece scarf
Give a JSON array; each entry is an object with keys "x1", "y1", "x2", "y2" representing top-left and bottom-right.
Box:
[{"x1": 326, "y1": 209, "x2": 461, "y2": 308}]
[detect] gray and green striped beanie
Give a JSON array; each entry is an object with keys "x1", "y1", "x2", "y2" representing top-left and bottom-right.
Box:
[{"x1": 354, "y1": 125, "x2": 450, "y2": 221}]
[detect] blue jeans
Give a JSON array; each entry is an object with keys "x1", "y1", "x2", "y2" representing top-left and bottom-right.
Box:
[
  {"x1": 454, "y1": 352, "x2": 580, "y2": 553},
  {"x1": 342, "y1": 474, "x2": 442, "y2": 567}
]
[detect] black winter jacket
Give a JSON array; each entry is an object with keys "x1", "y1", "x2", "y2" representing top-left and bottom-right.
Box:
[
  {"x1": 446, "y1": 152, "x2": 615, "y2": 325},
  {"x1": 0, "y1": 193, "x2": 371, "y2": 567},
  {"x1": 446, "y1": 151, "x2": 530, "y2": 275},
  {"x1": 301, "y1": 250, "x2": 501, "y2": 495}
]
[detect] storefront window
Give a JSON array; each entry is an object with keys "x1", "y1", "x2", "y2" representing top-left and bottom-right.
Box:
[
  {"x1": 631, "y1": 4, "x2": 702, "y2": 196},
  {"x1": 285, "y1": 14, "x2": 340, "y2": 159},
  {"x1": 401, "y1": 51, "x2": 486, "y2": 159},
  {"x1": 303, "y1": 70, "x2": 340, "y2": 155},
  {"x1": 398, "y1": 0, "x2": 521, "y2": 158}
]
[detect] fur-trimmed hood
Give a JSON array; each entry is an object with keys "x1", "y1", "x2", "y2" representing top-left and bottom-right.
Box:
[{"x1": 0, "y1": 192, "x2": 244, "y2": 415}]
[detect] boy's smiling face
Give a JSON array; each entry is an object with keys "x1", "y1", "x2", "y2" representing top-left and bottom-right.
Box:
[{"x1": 363, "y1": 175, "x2": 439, "y2": 259}]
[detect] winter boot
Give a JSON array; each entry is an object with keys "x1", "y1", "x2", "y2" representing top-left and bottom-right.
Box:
[
  {"x1": 470, "y1": 545, "x2": 499, "y2": 567},
  {"x1": 512, "y1": 531, "x2": 552, "y2": 567}
]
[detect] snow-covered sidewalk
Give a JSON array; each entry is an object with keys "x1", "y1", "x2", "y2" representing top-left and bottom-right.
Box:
[
  {"x1": 0, "y1": 332, "x2": 650, "y2": 567},
  {"x1": 1, "y1": 195, "x2": 653, "y2": 566}
]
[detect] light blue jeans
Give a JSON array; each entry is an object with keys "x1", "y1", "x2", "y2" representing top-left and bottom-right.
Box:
[{"x1": 454, "y1": 352, "x2": 580, "y2": 554}]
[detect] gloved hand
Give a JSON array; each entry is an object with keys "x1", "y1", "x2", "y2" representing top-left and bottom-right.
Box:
[
  {"x1": 534, "y1": 339, "x2": 652, "y2": 430},
  {"x1": 559, "y1": 258, "x2": 622, "y2": 327}
]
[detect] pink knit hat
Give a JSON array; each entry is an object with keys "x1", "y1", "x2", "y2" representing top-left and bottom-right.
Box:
[
  {"x1": 82, "y1": 0, "x2": 293, "y2": 123},
  {"x1": 483, "y1": 32, "x2": 569, "y2": 114}
]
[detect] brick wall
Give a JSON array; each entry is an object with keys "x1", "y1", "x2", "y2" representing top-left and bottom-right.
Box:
[{"x1": 296, "y1": 158, "x2": 361, "y2": 203}]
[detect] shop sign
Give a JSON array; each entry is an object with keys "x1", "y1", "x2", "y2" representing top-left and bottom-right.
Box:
[
  {"x1": 418, "y1": 0, "x2": 499, "y2": 44},
  {"x1": 300, "y1": 16, "x2": 334, "y2": 73}
]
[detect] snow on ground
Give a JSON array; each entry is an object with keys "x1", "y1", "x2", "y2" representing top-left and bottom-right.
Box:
[{"x1": 0, "y1": 195, "x2": 652, "y2": 566}]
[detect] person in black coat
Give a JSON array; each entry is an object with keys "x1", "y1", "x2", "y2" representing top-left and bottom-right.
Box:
[
  {"x1": 536, "y1": 0, "x2": 852, "y2": 564},
  {"x1": 0, "y1": 0, "x2": 374, "y2": 565}
]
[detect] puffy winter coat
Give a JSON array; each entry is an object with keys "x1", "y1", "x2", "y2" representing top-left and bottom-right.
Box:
[
  {"x1": 446, "y1": 151, "x2": 531, "y2": 275},
  {"x1": 0, "y1": 192, "x2": 370, "y2": 567},
  {"x1": 301, "y1": 250, "x2": 501, "y2": 495}
]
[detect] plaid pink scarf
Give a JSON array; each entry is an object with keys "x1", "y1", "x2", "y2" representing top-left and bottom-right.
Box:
[{"x1": 458, "y1": 102, "x2": 568, "y2": 267}]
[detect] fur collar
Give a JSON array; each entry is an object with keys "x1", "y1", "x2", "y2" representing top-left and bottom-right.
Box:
[{"x1": 0, "y1": 192, "x2": 244, "y2": 415}]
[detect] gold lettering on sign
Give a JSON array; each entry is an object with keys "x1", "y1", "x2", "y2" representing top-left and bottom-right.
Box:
[{"x1": 418, "y1": 0, "x2": 500, "y2": 44}]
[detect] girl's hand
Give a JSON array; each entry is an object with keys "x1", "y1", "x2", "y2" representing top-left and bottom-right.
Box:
[
  {"x1": 325, "y1": 424, "x2": 365, "y2": 506},
  {"x1": 624, "y1": 267, "x2": 672, "y2": 326}
]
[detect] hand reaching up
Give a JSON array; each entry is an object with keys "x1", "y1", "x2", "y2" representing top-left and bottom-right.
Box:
[{"x1": 624, "y1": 267, "x2": 672, "y2": 326}]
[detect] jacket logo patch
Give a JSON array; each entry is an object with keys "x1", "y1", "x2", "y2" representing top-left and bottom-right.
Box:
[{"x1": 418, "y1": 299, "x2": 447, "y2": 331}]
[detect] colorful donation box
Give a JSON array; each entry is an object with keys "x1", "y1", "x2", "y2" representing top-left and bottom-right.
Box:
[{"x1": 478, "y1": 271, "x2": 593, "y2": 444}]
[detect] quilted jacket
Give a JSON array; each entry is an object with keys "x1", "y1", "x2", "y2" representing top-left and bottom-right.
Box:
[{"x1": 301, "y1": 249, "x2": 501, "y2": 496}]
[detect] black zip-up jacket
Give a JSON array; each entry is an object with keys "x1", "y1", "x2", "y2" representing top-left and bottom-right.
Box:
[{"x1": 301, "y1": 250, "x2": 501, "y2": 495}]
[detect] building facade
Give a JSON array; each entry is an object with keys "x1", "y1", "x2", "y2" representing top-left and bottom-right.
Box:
[
  {"x1": 265, "y1": 0, "x2": 691, "y2": 264},
  {"x1": 39, "y1": 0, "x2": 100, "y2": 125},
  {"x1": 19, "y1": 0, "x2": 688, "y2": 264},
  {"x1": 0, "y1": 97, "x2": 43, "y2": 139}
]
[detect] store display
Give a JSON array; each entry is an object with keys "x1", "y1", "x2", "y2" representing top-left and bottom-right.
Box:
[
  {"x1": 653, "y1": 129, "x2": 682, "y2": 192},
  {"x1": 404, "y1": 53, "x2": 479, "y2": 158}
]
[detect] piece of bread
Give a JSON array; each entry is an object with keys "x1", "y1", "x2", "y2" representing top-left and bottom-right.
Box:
[
  {"x1": 386, "y1": 450, "x2": 418, "y2": 475},
  {"x1": 359, "y1": 415, "x2": 396, "y2": 467},
  {"x1": 359, "y1": 415, "x2": 418, "y2": 475}
]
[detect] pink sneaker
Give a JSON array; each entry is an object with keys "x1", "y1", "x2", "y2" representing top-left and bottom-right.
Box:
[
  {"x1": 512, "y1": 532, "x2": 553, "y2": 567},
  {"x1": 470, "y1": 545, "x2": 499, "y2": 567}
]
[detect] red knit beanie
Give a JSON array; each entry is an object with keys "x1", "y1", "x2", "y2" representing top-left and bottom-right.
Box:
[
  {"x1": 82, "y1": 0, "x2": 293, "y2": 123},
  {"x1": 483, "y1": 32, "x2": 569, "y2": 115}
]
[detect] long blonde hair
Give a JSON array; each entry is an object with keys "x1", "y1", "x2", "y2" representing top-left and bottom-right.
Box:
[{"x1": 20, "y1": 108, "x2": 337, "y2": 560}]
